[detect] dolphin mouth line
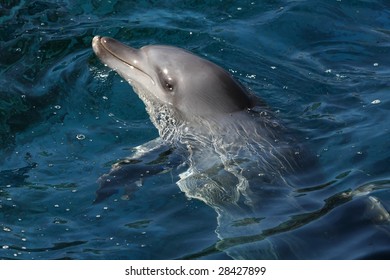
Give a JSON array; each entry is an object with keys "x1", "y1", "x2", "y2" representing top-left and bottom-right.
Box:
[{"x1": 96, "y1": 36, "x2": 155, "y2": 84}]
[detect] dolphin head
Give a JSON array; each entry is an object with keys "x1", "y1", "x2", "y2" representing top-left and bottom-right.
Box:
[{"x1": 92, "y1": 36, "x2": 253, "y2": 119}]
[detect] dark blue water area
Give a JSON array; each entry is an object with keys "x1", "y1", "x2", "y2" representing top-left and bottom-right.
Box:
[{"x1": 1, "y1": 0, "x2": 390, "y2": 260}]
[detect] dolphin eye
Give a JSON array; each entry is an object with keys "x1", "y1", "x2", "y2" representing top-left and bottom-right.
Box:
[
  {"x1": 164, "y1": 81, "x2": 174, "y2": 92},
  {"x1": 157, "y1": 68, "x2": 175, "y2": 93}
]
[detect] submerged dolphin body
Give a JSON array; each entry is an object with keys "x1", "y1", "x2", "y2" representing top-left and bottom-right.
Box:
[{"x1": 92, "y1": 36, "x2": 310, "y2": 259}]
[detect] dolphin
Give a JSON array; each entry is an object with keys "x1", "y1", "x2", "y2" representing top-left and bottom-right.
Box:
[{"x1": 92, "y1": 36, "x2": 310, "y2": 259}]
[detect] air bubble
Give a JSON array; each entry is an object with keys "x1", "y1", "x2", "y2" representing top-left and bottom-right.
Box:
[
  {"x1": 3, "y1": 227, "x2": 11, "y2": 232},
  {"x1": 76, "y1": 134, "x2": 86, "y2": 140}
]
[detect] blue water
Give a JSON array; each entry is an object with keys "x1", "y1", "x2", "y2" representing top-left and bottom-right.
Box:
[{"x1": 1, "y1": 0, "x2": 390, "y2": 259}]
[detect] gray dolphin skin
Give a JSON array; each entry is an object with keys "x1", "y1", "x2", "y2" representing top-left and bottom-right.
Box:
[{"x1": 92, "y1": 36, "x2": 309, "y2": 259}]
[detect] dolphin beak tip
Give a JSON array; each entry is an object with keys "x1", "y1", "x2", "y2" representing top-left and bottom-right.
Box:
[
  {"x1": 92, "y1": 36, "x2": 103, "y2": 54},
  {"x1": 92, "y1": 35, "x2": 100, "y2": 44}
]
